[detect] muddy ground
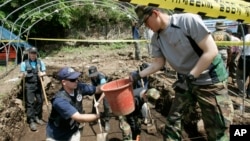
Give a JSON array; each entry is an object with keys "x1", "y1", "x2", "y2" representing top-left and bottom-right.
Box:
[{"x1": 0, "y1": 44, "x2": 250, "y2": 141}]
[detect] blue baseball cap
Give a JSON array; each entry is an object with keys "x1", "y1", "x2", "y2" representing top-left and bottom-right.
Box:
[{"x1": 57, "y1": 67, "x2": 81, "y2": 80}]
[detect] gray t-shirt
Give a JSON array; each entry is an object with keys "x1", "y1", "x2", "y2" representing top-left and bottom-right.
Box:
[{"x1": 151, "y1": 13, "x2": 227, "y2": 85}]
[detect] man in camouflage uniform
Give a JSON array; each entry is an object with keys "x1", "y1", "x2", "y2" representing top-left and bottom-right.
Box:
[
  {"x1": 131, "y1": 6, "x2": 234, "y2": 141},
  {"x1": 212, "y1": 21, "x2": 231, "y2": 67}
]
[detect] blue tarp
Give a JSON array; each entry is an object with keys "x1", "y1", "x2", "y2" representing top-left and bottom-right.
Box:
[{"x1": 0, "y1": 26, "x2": 32, "y2": 49}]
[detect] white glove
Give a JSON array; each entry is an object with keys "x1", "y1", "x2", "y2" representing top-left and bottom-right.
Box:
[{"x1": 94, "y1": 102, "x2": 100, "y2": 107}]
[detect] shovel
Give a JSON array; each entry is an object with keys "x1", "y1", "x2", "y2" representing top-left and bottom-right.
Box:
[
  {"x1": 37, "y1": 64, "x2": 50, "y2": 112},
  {"x1": 138, "y1": 67, "x2": 157, "y2": 135},
  {"x1": 146, "y1": 102, "x2": 157, "y2": 135},
  {"x1": 94, "y1": 97, "x2": 108, "y2": 141},
  {"x1": 39, "y1": 75, "x2": 50, "y2": 112}
]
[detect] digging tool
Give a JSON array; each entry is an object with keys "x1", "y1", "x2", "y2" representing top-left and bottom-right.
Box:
[
  {"x1": 94, "y1": 97, "x2": 108, "y2": 141},
  {"x1": 138, "y1": 66, "x2": 157, "y2": 135},
  {"x1": 38, "y1": 75, "x2": 50, "y2": 112},
  {"x1": 146, "y1": 102, "x2": 157, "y2": 135},
  {"x1": 22, "y1": 76, "x2": 25, "y2": 107},
  {"x1": 37, "y1": 64, "x2": 50, "y2": 112},
  {"x1": 21, "y1": 75, "x2": 27, "y2": 124}
]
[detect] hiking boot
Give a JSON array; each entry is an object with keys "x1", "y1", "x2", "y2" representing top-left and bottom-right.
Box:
[
  {"x1": 104, "y1": 121, "x2": 110, "y2": 132},
  {"x1": 35, "y1": 117, "x2": 45, "y2": 125},
  {"x1": 29, "y1": 122, "x2": 37, "y2": 131}
]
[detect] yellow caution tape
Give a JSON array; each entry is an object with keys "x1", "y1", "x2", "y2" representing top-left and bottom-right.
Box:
[
  {"x1": 216, "y1": 41, "x2": 250, "y2": 46},
  {"x1": 119, "y1": 0, "x2": 250, "y2": 23},
  {"x1": 217, "y1": 0, "x2": 250, "y2": 8},
  {"x1": 28, "y1": 37, "x2": 250, "y2": 46},
  {"x1": 221, "y1": 0, "x2": 250, "y2": 8},
  {"x1": 0, "y1": 40, "x2": 27, "y2": 43},
  {"x1": 28, "y1": 38, "x2": 148, "y2": 43}
]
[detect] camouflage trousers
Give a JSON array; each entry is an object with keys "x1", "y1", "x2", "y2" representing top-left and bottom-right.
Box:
[
  {"x1": 119, "y1": 115, "x2": 141, "y2": 141},
  {"x1": 162, "y1": 81, "x2": 234, "y2": 141},
  {"x1": 228, "y1": 53, "x2": 240, "y2": 82},
  {"x1": 119, "y1": 116, "x2": 133, "y2": 141}
]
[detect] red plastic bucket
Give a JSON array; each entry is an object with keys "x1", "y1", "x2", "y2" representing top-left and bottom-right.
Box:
[{"x1": 101, "y1": 78, "x2": 135, "y2": 116}]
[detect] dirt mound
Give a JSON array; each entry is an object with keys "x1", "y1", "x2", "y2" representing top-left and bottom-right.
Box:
[{"x1": 0, "y1": 45, "x2": 250, "y2": 141}]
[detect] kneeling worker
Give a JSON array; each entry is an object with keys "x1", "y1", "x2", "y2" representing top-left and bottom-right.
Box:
[
  {"x1": 119, "y1": 87, "x2": 160, "y2": 141},
  {"x1": 46, "y1": 67, "x2": 102, "y2": 141}
]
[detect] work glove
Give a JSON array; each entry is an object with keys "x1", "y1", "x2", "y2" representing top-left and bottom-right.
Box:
[
  {"x1": 129, "y1": 71, "x2": 141, "y2": 82},
  {"x1": 172, "y1": 74, "x2": 195, "y2": 91}
]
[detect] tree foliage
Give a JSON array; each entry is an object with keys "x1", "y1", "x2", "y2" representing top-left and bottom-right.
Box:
[{"x1": 0, "y1": 0, "x2": 134, "y2": 39}]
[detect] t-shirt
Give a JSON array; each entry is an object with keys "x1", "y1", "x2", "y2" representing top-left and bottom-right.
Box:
[
  {"x1": 230, "y1": 35, "x2": 241, "y2": 53},
  {"x1": 20, "y1": 59, "x2": 46, "y2": 72},
  {"x1": 91, "y1": 73, "x2": 107, "y2": 86},
  {"x1": 46, "y1": 83, "x2": 96, "y2": 140},
  {"x1": 46, "y1": 97, "x2": 78, "y2": 140},
  {"x1": 151, "y1": 13, "x2": 227, "y2": 85}
]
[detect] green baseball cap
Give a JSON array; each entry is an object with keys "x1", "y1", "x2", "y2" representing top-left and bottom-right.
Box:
[{"x1": 134, "y1": 5, "x2": 155, "y2": 27}]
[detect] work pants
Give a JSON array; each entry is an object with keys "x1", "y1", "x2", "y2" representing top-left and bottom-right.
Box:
[
  {"x1": 162, "y1": 81, "x2": 234, "y2": 141},
  {"x1": 25, "y1": 83, "x2": 43, "y2": 123},
  {"x1": 228, "y1": 53, "x2": 240, "y2": 82}
]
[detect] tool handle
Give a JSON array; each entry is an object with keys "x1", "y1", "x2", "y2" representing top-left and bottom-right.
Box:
[
  {"x1": 138, "y1": 67, "x2": 145, "y2": 88},
  {"x1": 39, "y1": 76, "x2": 49, "y2": 106},
  {"x1": 37, "y1": 64, "x2": 49, "y2": 107},
  {"x1": 94, "y1": 96, "x2": 104, "y2": 133},
  {"x1": 147, "y1": 102, "x2": 153, "y2": 120}
]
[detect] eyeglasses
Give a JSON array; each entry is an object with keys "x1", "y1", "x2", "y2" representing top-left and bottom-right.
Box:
[{"x1": 66, "y1": 79, "x2": 78, "y2": 82}]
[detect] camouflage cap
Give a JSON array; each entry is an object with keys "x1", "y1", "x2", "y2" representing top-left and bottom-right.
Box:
[
  {"x1": 146, "y1": 88, "x2": 160, "y2": 100},
  {"x1": 134, "y1": 5, "x2": 155, "y2": 27},
  {"x1": 215, "y1": 21, "x2": 227, "y2": 30}
]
